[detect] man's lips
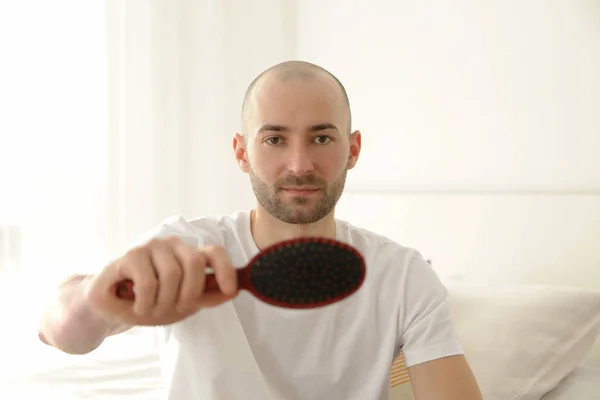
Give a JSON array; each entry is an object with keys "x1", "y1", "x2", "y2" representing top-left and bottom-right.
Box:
[{"x1": 281, "y1": 187, "x2": 321, "y2": 195}]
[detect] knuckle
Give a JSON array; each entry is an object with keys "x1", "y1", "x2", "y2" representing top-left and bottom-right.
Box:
[
  {"x1": 147, "y1": 237, "x2": 164, "y2": 248},
  {"x1": 184, "y1": 251, "x2": 206, "y2": 268},
  {"x1": 126, "y1": 245, "x2": 148, "y2": 259},
  {"x1": 203, "y1": 245, "x2": 229, "y2": 262},
  {"x1": 136, "y1": 277, "x2": 158, "y2": 292},
  {"x1": 161, "y1": 266, "x2": 182, "y2": 282},
  {"x1": 202, "y1": 244, "x2": 221, "y2": 255}
]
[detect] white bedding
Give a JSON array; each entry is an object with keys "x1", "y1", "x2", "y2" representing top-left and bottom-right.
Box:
[
  {"x1": 542, "y1": 365, "x2": 600, "y2": 400},
  {"x1": 1, "y1": 327, "x2": 599, "y2": 399},
  {"x1": 0, "y1": 329, "x2": 163, "y2": 400},
  {"x1": 1, "y1": 356, "x2": 598, "y2": 400}
]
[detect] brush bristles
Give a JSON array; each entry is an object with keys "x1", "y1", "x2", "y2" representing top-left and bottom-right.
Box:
[{"x1": 249, "y1": 239, "x2": 365, "y2": 307}]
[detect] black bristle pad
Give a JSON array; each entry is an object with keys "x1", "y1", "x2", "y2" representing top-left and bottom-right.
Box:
[{"x1": 249, "y1": 240, "x2": 364, "y2": 305}]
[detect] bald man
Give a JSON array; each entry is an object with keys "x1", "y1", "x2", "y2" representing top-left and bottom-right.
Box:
[{"x1": 39, "y1": 61, "x2": 482, "y2": 400}]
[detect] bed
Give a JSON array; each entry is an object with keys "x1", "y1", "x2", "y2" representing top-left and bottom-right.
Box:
[
  {"x1": 1, "y1": 191, "x2": 599, "y2": 399},
  {"x1": 388, "y1": 282, "x2": 600, "y2": 400},
  {"x1": 337, "y1": 189, "x2": 600, "y2": 399}
]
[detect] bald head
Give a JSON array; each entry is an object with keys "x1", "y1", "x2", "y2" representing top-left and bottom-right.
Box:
[{"x1": 240, "y1": 61, "x2": 352, "y2": 136}]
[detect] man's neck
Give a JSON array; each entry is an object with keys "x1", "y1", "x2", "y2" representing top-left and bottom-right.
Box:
[{"x1": 250, "y1": 206, "x2": 336, "y2": 250}]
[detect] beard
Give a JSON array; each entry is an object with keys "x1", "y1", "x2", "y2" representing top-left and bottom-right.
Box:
[{"x1": 249, "y1": 166, "x2": 347, "y2": 224}]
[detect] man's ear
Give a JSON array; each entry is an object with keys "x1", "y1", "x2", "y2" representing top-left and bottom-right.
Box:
[
  {"x1": 233, "y1": 133, "x2": 250, "y2": 173},
  {"x1": 346, "y1": 130, "x2": 362, "y2": 170}
]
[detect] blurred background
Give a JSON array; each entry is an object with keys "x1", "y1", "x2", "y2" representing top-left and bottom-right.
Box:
[
  {"x1": 0, "y1": 0, "x2": 599, "y2": 396},
  {"x1": 1, "y1": 0, "x2": 598, "y2": 281}
]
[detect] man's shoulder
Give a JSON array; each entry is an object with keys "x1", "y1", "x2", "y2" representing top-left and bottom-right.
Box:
[
  {"x1": 338, "y1": 218, "x2": 422, "y2": 268},
  {"x1": 338, "y1": 218, "x2": 413, "y2": 255}
]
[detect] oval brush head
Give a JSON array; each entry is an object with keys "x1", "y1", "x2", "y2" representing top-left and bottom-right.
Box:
[
  {"x1": 236, "y1": 237, "x2": 366, "y2": 309},
  {"x1": 116, "y1": 237, "x2": 366, "y2": 309}
]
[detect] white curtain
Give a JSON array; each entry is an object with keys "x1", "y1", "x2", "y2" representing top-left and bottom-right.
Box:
[
  {"x1": 0, "y1": 1, "x2": 109, "y2": 280},
  {"x1": 108, "y1": 0, "x2": 295, "y2": 256},
  {"x1": 0, "y1": 0, "x2": 297, "y2": 362},
  {"x1": 104, "y1": 0, "x2": 297, "y2": 257},
  {"x1": 0, "y1": 0, "x2": 296, "y2": 278}
]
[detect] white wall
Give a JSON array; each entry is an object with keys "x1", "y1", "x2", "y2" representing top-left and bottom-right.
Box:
[{"x1": 296, "y1": 0, "x2": 600, "y2": 192}]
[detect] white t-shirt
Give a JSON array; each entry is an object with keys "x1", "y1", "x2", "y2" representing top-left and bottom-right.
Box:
[{"x1": 141, "y1": 210, "x2": 463, "y2": 400}]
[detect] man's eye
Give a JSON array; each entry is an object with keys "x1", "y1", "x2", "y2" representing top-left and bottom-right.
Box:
[
  {"x1": 314, "y1": 135, "x2": 331, "y2": 144},
  {"x1": 265, "y1": 137, "x2": 282, "y2": 145}
]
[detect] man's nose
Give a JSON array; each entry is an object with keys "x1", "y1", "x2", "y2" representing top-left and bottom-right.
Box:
[{"x1": 286, "y1": 145, "x2": 314, "y2": 175}]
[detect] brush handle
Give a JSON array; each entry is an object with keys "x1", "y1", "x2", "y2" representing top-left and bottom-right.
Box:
[{"x1": 203, "y1": 274, "x2": 220, "y2": 292}]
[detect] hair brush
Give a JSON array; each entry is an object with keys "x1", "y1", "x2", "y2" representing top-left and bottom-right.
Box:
[{"x1": 115, "y1": 237, "x2": 366, "y2": 309}]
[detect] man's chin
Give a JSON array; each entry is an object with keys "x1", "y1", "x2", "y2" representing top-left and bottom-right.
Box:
[
  {"x1": 271, "y1": 206, "x2": 318, "y2": 224},
  {"x1": 287, "y1": 206, "x2": 336, "y2": 224},
  {"x1": 279, "y1": 214, "x2": 323, "y2": 225}
]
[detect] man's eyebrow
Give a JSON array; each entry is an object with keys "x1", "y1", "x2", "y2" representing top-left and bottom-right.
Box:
[
  {"x1": 258, "y1": 124, "x2": 288, "y2": 133},
  {"x1": 310, "y1": 123, "x2": 339, "y2": 132},
  {"x1": 257, "y1": 123, "x2": 339, "y2": 134}
]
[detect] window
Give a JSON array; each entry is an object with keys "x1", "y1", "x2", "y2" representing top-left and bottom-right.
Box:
[{"x1": 0, "y1": 2, "x2": 108, "y2": 280}]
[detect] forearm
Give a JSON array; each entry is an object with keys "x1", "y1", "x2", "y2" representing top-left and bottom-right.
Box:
[
  {"x1": 409, "y1": 355, "x2": 483, "y2": 400},
  {"x1": 38, "y1": 274, "x2": 130, "y2": 354}
]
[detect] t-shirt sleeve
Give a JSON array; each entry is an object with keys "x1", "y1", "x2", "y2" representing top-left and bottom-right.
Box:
[
  {"x1": 127, "y1": 216, "x2": 202, "y2": 249},
  {"x1": 398, "y1": 250, "x2": 464, "y2": 367}
]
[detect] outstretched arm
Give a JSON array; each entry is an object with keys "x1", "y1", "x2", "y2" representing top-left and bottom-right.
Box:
[{"x1": 408, "y1": 355, "x2": 482, "y2": 400}]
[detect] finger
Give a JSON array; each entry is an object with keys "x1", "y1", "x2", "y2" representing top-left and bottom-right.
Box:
[
  {"x1": 170, "y1": 238, "x2": 207, "y2": 312},
  {"x1": 149, "y1": 240, "x2": 183, "y2": 317},
  {"x1": 118, "y1": 247, "x2": 158, "y2": 316},
  {"x1": 201, "y1": 245, "x2": 237, "y2": 295}
]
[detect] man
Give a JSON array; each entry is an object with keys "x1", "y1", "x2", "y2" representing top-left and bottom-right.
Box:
[{"x1": 39, "y1": 60, "x2": 482, "y2": 399}]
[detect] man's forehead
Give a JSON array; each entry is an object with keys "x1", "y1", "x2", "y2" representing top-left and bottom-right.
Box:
[
  {"x1": 241, "y1": 64, "x2": 352, "y2": 135},
  {"x1": 253, "y1": 70, "x2": 341, "y2": 101},
  {"x1": 251, "y1": 76, "x2": 345, "y2": 118}
]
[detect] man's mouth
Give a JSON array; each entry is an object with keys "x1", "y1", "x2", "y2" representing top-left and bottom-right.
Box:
[{"x1": 281, "y1": 187, "x2": 321, "y2": 195}]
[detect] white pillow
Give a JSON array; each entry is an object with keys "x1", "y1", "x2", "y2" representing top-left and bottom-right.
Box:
[
  {"x1": 455, "y1": 259, "x2": 600, "y2": 368},
  {"x1": 541, "y1": 365, "x2": 600, "y2": 399},
  {"x1": 447, "y1": 281, "x2": 600, "y2": 400}
]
